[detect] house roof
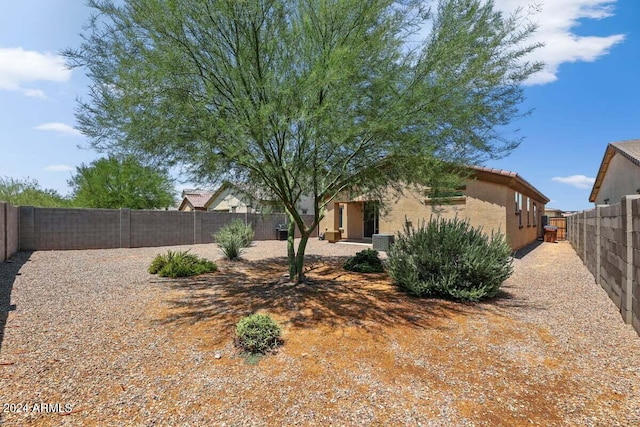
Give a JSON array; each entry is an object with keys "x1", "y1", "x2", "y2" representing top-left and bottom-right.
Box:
[
  {"x1": 178, "y1": 191, "x2": 214, "y2": 210},
  {"x1": 203, "y1": 181, "x2": 278, "y2": 210},
  {"x1": 589, "y1": 140, "x2": 640, "y2": 202},
  {"x1": 471, "y1": 165, "x2": 550, "y2": 204}
]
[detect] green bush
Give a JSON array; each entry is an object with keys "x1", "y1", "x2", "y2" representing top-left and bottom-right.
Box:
[
  {"x1": 344, "y1": 248, "x2": 384, "y2": 273},
  {"x1": 214, "y1": 219, "x2": 255, "y2": 260},
  {"x1": 235, "y1": 313, "x2": 282, "y2": 354},
  {"x1": 148, "y1": 250, "x2": 217, "y2": 278},
  {"x1": 387, "y1": 217, "x2": 513, "y2": 301}
]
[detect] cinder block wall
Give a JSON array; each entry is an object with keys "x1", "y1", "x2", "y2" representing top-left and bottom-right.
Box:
[
  {"x1": 0, "y1": 202, "x2": 20, "y2": 261},
  {"x1": 19, "y1": 207, "x2": 121, "y2": 250},
  {"x1": 16, "y1": 207, "x2": 318, "y2": 252},
  {"x1": 567, "y1": 196, "x2": 640, "y2": 336},
  {"x1": 0, "y1": 202, "x2": 5, "y2": 261}
]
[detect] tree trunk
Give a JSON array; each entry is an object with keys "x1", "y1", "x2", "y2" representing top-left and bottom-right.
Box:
[
  {"x1": 294, "y1": 233, "x2": 310, "y2": 284},
  {"x1": 287, "y1": 211, "x2": 296, "y2": 280}
]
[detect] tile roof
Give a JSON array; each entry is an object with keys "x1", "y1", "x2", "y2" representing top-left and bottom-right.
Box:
[{"x1": 182, "y1": 192, "x2": 213, "y2": 209}]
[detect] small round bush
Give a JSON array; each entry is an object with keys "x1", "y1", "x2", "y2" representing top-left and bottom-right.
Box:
[
  {"x1": 387, "y1": 217, "x2": 513, "y2": 301},
  {"x1": 344, "y1": 248, "x2": 384, "y2": 273},
  {"x1": 214, "y1": 219, "x2": 255, "y2": 260},
  {"x1": 235, "y1": 314, "x2": 282, "y2": 354}
]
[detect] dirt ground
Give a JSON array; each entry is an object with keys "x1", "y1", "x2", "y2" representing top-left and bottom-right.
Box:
[{"x1": 2, "y1": 241, "x2": 640, "y2": 426}]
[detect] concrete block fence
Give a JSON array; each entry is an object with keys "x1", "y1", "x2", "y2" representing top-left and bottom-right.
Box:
[
  {"x1": 567, "y1": 195, "x2": 640, "y2": 336},
  {"x1": 0, "y1": 203, "x2": 317, "y2": 261},
  {"x1": 0, "y1": 202, "x2": 20, "y2": 261}
]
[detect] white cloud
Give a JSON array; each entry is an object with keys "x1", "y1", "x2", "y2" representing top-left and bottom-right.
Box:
[
  {"x1": 552, "y1": 175, "x2": 595, "y2": 189},
  {"x1": 493, "y1": 0, "x2": 625, "y2": 85},
  {"x1": 0, "y1": 47, "x2": 71, "y2": 97},
  {"x1": 34, "y1": 122, "x2": 82, "y2": 136},
  {"x1": 44, "y1": 165, "x2": 74, "y2": 172}
]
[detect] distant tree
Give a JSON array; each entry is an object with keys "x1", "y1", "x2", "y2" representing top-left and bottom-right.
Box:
[
  {"x1": 69, "y1": 156, "x2": 175, "y2": 209},
  {"x1": 0, "y1": 176, "x2": 71, "y2": 207},
  {"x1": 65, "y1": 0, "x2": 542, "y2": 283}
]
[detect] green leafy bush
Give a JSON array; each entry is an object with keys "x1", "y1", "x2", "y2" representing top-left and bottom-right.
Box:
[
  {"x1": 214, "y1": 219, "x2": 255, "y2": 260},
  {"x1": 148, "y1": 250, "x2": 217, "y2": 278},
  {"x1": 235, "y1": 313, "x2": 282, "y2": 354},
  {"x1": 387, "y1": 217, "x2": 513, "y2": 301},
  {"x1": 344, "y1": 248, "x2": 384, "y2": 273}
]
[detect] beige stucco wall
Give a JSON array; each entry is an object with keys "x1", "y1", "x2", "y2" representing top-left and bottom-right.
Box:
[
  {"x1": 320, "y1": 179, "x2": 545, "y2": 250},
  {"x1": 504, "y1": 187, "x2": 544, "y2": 250},
  {"x1": 345, "y1": 202, "x2": 363, "y2": 239},
  {"x1": 207, "y1": 188, "x2": 252, "y2": 213},
  {"x1": 320, "y1": 201, "x2": 339, "y2": 235},
  {"x1": 377, "y1": 187, "x2": 466, "y2": 234},
  {"x1": 595, "y1": 153, "x2": 640, "y2": 205},
  {"x1": 378, "y1": 181, "x2": 511, "y2": 241},
  {"x1": 319, "y1": 201, "x2": 362, "y2": 239}
]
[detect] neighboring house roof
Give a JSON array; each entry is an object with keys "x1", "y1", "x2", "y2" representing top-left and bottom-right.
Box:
[
  {"x1": 178, "y1": 191, "x2": 214, "y2": 211},
  {"x1": 470, "y1": 165, "x2": 550, "y2": 204},
  {"x1": 589, "y1": 140, "x2": 640, "y2": 202},
  {"x1": 203, "y1": 181, "x2": 278, "y2": 210}
]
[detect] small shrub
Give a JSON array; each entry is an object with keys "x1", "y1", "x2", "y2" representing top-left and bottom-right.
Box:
[
  {"x1": 344, "y1": 248, "x2": 384, "y2": 273},
  {"x1": 214, "y1": 219, "x2": 255, "y2": 260},
  {"x1": 387, "y1": 217, "x2": 513, "y2": 301},
  {"x1": 148, "y1": 250, "x2": 217, "y2": 278},
  {"x1": 148, "y1": 250, "x2": 175, "y2": 274},
  {"x1": 235, "y1": 313, "x2": 282, "y2": 354}
]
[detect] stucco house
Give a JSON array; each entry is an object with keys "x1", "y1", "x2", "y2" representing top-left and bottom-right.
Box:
[
  {"x1": 178, "y1": 190, "x2": 214, "y2": 211},
  {"x1": 319, "y1": 166, "x2": 549, "y2": 251},
  {"x1": 589, "y1": 140, "x2": 640, "y2": 205},
  {"x1": 178, "y1": 182, "x2": 315, "y2": 214}
]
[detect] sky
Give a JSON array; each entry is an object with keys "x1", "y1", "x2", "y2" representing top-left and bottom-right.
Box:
[{"x1": 0, "y1": 0, "x2": 638, "y2": 211}]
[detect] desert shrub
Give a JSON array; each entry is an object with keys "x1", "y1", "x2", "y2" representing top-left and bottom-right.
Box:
[
  {"x1": 387, "y1": 217, "x2": 513, "y2": 301},
  {"x1": 235, "y1": 313, "x2": 282, "y2": 354},
  {"x1": 214, "y1": 219, "x2": 255, "y2": 260},
  {"x1": 148, "y1": 250, "x2": 174, "y2": 274},
  {"x1": 344, "y1": 248, "x2": 384, "y2": 273},
  {"x1": 148, "y1": 250, "x2": 217, "y2": 278}
]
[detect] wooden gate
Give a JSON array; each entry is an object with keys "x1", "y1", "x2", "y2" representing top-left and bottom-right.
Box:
[{"x1": 548, "y1": 217, "x2": 567, "y2": 240}]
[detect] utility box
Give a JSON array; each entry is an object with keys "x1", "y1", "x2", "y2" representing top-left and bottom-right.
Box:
[
  {"x1": 325, "y1": 230, "x2": 341, "y2": 243},
  {"x1": 372, "y1": 234, "x2": 394, "y2": 251}
]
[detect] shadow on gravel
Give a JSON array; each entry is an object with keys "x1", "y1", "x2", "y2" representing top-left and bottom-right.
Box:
[
  {"x1": 0, "y1": 251, "x2": 32, "y2": 355},
  {"x1": 156, "y1": 256, "x2": 483, "y2": 334},
  {"x1": 514, "y1": 240, "x2": 544, "y2": 259}
]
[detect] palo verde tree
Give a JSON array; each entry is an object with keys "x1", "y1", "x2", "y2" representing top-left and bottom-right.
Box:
[
  {"x1": 69, "y1": 156, "x2": 175, "y2": 209},
  {"x1": 65, "y1": 0, "x2": 542, "y2": 283}
]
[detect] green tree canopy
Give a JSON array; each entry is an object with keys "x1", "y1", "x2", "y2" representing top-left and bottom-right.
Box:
[
  {"x1": 0, "y1": 176, "x2": 70, "y2": 207},
  {"x1": 65, "y1": 0, "x2": 542, "y2": 282},
  {"x1": 69, "y1": 156, "x2": 176, "y2": 209}
]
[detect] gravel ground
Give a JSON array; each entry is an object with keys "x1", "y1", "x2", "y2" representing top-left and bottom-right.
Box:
[{"x1": 1, "y1": 239, "x2": 639, "y2": 426}]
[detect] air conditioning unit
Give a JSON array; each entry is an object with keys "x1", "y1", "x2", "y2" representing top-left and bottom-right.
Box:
[{"x1": 372, "y1": 234, "x2": 394, "y2": 251}]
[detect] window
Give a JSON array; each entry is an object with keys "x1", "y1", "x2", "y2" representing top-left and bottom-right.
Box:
[
  {"x1": 515, "y1": 192, "x2": 522, "y2": 212},
  {"x1": 302, "y1": 209, "x2": 308, "y2": 215},
  {"x1": 339, "y1": 205, "x2": 344, "y2": 228},
  {"x1": 533, "y1": 203, "x2": 537, "y2": 226},
  {"x1": 526, "y1": 198, "x2": 530, "y2": 226},
  {"x1": 515, "y1": 192, "x2": 522, "y2": 227}
]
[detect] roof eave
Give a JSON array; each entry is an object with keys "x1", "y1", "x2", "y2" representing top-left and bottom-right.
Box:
[{"x1": 589, "y1": 145, "x2": 616, "y2": 203}]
